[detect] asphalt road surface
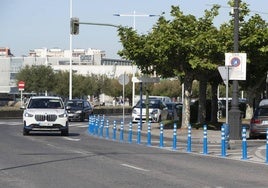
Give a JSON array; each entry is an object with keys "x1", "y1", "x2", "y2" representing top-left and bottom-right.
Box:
[{"x1": 1, "y1": 118, "x2": 268, "y2": 188}]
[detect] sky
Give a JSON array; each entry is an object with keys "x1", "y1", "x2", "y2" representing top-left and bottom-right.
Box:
[{"x1": 1, "y1": 0, "x2": 268, "y2": 59}]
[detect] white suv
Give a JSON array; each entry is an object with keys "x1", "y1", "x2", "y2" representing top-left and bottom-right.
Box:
[
  {"x1": 132, "y1": 98, "x2": 168, "y2": 123},
  {"x1": 22, "y1": 96, "x2": 69, "y2": 136}
]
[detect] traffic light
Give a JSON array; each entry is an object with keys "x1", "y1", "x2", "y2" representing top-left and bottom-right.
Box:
[{"x1": 70, "y1": 17, "x2": 79, "y2": 35}]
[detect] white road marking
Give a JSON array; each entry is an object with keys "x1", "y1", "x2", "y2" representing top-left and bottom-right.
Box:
[
  {"x1": 63, "y1": 137, "x2": 81, "y2": 141},
  {"x1": 121, "y1": 163, "x2": 149, "y2": 172},
  {"x1": 255, "y1": 145, "x2": 266, "y2": 160}
]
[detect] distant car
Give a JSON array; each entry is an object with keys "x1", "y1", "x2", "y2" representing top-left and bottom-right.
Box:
[
  {"x1": 22, "y1": 96, "x2": 69, "y2": 136},
  {"x1": 132, "y1": 98, "x2": 168, "y2": 123},
  {"x1": 249, "y1": 105, "x2": 268, "y2": 139},
  {"x1": 165, "y1": 102, "x2": 183, "y2": 120},
  {"x1": 65, "y1": 99, "x2": 93, "y2": 122}
]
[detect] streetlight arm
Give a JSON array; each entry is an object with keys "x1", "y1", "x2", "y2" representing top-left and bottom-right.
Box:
[{"x1": 79, "y1": 22, "x2": 120, "y2": 28}]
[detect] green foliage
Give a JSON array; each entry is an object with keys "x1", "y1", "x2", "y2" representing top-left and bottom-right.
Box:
[{"x1": 16, "y1": 65, "x2": 55, "y2": 94}]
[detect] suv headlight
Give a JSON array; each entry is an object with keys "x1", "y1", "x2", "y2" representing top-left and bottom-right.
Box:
[
  {"x1": 59, "y1": 113, "x2": 68, "y2": 118},
  {"x1": 24, "y1": 112, "x2": 34, "y2": 117},
  {"x1": 151, "y1": 109, "x2": 158, "y2": 115},
  {"x1": 132, "y1": 109, "x2": 137, "y2": 114}
]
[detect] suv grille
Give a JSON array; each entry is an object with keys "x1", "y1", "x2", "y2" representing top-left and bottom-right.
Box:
[{"x1": 35, "y1": 114, "x2": 57, "y2": 122}]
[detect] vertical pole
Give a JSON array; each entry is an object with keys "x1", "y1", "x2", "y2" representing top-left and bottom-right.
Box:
[
  {"x1": 69, "y1": 0, "x2": 73, "y2": 100},
  {"x1": 128, "y1": 122, "x2": 133, "y2": 143},
  {"x1": 187, "y1": 124, "x2": 192, "y2": 152},
  {"x1": 139, "y1": 82, "x2": 143, "y2": 130},
  {"x1": 137, "y1": 122, "x2": 141, "y2": 144},
  {"x1": 159, "y1": 123, "x2": 164, "y2": 148},
  {"x1": 172, "y1": 123, "x2": 177, "y2": 150},
  {"x1": 266, "y1": 128, "x2": 268, "y2": 163},
  {"x1": 99, "y1": 118, "x2": 104, "y2": 137},
  {"x1": 221, "y1": 125, "x2": 226, "y2": 157},
  {"x1": 120, "y1": 121, "x2": 124, "y2": 142},
  {"x1": 241, "y1": 126, "x2": 248, "y2": 160},
  {"x1": 229, "y1": 0, "x2": 241, "y2": 140},
  {"x1": 106, "y1": 119, "x2": 109, "y2": 139},
  {"x1": 122, "y1": 72, "x2": 125, "y2": 124},
  {"x1": 203, "y1": 124, "x2": 208, "y2": 155},
  {"x1": 113, "y1": 120, "x2": 117, "y2": 140},
  {"x1": 147, "y1": 121, "x2": 152, "y2": 146},
  {"x1": 95, "y1": 117, "x2": 99, "y2": 136}
]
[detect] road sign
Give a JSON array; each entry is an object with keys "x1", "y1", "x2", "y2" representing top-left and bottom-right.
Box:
[
  {"x1": 225, "y1": 53, "x2": 247, "y2": 80},
  {"x1": 118, "y1": 74, "x2": 129, "y2": 85},
  {"x1": 18, "y1": 81, "x2": 25, "y2": 91},
  {"x1": 218, "y1": 66, "x2": 233, "y2": 85}
]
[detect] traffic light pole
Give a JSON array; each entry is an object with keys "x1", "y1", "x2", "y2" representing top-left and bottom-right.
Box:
[
  {"x1": 229, "y1": 0, "x2": 241, "y2": 140},
  {"x1": 79, "y1": 22, "x2": 119, "y2": 28}
]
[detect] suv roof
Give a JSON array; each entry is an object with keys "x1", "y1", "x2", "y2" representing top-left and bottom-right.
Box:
[{"x1": 259, "y1": 99, "x2": 268, "y2": 107}]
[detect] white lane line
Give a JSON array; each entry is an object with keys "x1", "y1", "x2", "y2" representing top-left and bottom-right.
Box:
[
  {"x1": 63, "y1": 137, "x2": 81, "y2": 141},
  {"x1": 255, "y1": 145, "x2": 266, "y2": 160},
  {"x1": 121, "y1": 163, "x2": 150, "y2": 172}
]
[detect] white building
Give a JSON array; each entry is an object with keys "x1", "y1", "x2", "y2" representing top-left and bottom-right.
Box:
[{"x1": 0, "y1": 48, "x2": 139, "y2": 95}]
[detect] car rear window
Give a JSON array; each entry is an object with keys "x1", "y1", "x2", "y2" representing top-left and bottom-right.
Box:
[{"x1": 256, "y1": 107, "x2": 268, "y2": 116}]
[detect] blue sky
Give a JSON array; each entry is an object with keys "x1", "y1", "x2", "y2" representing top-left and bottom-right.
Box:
[{"x1": 1, "y1": 0, "x2": 267, "y2": 59}]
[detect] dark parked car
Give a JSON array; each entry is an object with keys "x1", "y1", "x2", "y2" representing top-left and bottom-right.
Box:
[
  {"x1": 249, "y1": 105, "x2": 268, "y2": 139},
  {"x1": 165, "y1": 102, "x2": 182, "y2": 120},
  {"x1": 66, "y1": 99, "x2": 93, "y2": 122}
]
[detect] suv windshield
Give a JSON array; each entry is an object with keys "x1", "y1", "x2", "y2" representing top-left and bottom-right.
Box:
[
  {"x1": 28, "y1": 98, "x2": 63, "y2": 109},
  {"x1": 66, "y1": 101, "x2": 83, "y2": 108},
  {"x1": 135, "y1": 99, "x2": 161, "y2": 109}
]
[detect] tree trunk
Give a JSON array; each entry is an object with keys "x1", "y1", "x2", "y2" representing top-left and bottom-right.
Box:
[
  {"x1": 211, "y1": 83, "x2": 218, "y2": 123},
  {"x1": 182, "y1": 73, "x2": 194, "y2": 128},
  {"x1": 197, "y1": 77, "x2": 207, "y2": 124}
]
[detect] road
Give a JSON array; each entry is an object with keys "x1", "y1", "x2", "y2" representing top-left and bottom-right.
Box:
[{"x1": 0, "y1": 117, "x2": 268, "y2": 188}]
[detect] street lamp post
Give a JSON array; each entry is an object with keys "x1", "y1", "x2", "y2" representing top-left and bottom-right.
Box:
[
  {"x1": 229, "y1": 0, "x2": 241, "y2": 140},
  {"x1": 113, "y1": 11, "x2": 159, "y2": 106},
  {"x1": 69, "y1": 0, "x2": 73, "y2": 100}
]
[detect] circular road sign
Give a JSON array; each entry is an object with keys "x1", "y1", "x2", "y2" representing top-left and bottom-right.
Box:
[
  {"x1": 118, "y1": 74, "x2": 129, "y2": 85},
  {"x1": 18, "y1": 81, "x2": 25, "y2": 91},
  {"x1": 230, "y1": 57, "x2": 241, "y2": 67}
]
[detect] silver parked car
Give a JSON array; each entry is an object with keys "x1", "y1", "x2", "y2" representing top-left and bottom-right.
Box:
[
  {"x1": 249, "y1": 105, "x2": 268, "y2": 139},
  {"x1": 132, "y1": 98, "x2": 168, "y2": 123},
  {"x1": 22, "y1": 96, "x2": 69, "y2": 136}
]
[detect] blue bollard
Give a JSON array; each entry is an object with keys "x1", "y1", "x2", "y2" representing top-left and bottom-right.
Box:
[
  {"x1": 221, "y1": 125, "x2": 226, "y2": 157},
  {"x1": 128, "y1": 122, "x2": 133, "y2": 143},
  {"x1": 223, "y1": 123, "x2": 230, "y2": 149},
  {"x1": 120, "y1": 121, "x2": 124, "y2": 142},
  {"x1": 113, "y1": 120, "x2": 117, "y2": 140},
  {"x1": 99, "y1": 118, "x2": 104, "y2": 137},
  {"x1": 203, "y1": 124, "x2": 208, "y2": 155},
  {"x1": 147, "y1": 121, "x2": 152, "y2": 146},
  {"x1": 266, "y1": 128, "x2": 268, "y2": 164},
  {"x1": 137, "y1": 122, "x2": 141, "y2": 144},
  {"x1": 159, "y1": 123, "x2": 164, "y2": 148},
  {"x1": 90, "y1": 115, "x2": 96, "y2": 134},
  {"x1": 241, "y1": 126, "x2": 248, "y2": 160},
  {"x1": 105, "y1": 119, "x2": 109, "y2": 139},
  {"x1": 172, "y1": 123, "x2": 177, "y2": 150},
  {"x1": 187, "y1": 124, "x2": 192, "y2": 152},
  {"x1": 94, "y1": 118, "x2": 99, "y2": 136}
]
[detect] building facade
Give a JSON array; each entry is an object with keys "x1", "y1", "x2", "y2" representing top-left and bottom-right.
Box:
[{"x1": 0, "y1": 48, "x2": 138, "y2": 95}]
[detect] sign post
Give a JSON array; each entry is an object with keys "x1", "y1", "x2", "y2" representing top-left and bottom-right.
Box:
[
  {"x1": 118, "y1": 74, "x2": 129, "y2": 125},
  {"x1": 18, "y1": 81, "x2": 25, "y2": 106},
  {"x1": 225, "y1": 52, "x2": 247, "y2": 140}
]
